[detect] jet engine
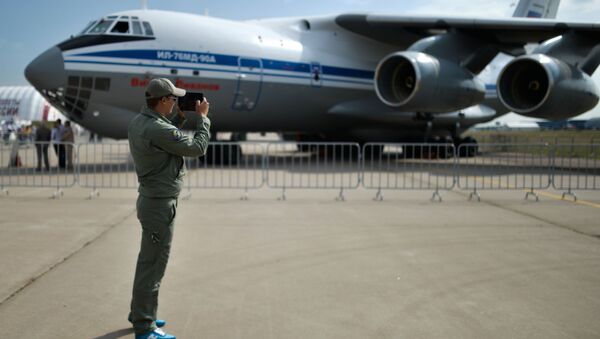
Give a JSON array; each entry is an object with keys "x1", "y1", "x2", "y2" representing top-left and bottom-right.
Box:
[
  {"x1": 497, "y1": 54, "x2": 599, "y2": 120},
  {"x1": 374, "y1": 51, "x2": 485, "y2": 113}
]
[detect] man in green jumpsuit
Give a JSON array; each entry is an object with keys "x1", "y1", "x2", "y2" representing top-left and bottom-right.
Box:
[{"x1": 128, "y1": 78, "x2": 211, "y2": 339}]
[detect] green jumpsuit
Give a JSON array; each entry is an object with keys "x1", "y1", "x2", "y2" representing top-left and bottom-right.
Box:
[{"x1": 127, "y1": 106, "x2": 211, "y2": 335}]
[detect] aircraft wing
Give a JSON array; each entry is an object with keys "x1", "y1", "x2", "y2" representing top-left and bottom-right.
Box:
[
  {"x1": 334, "y1": 14, "x2": 600, "y2": 120},
  {"x1": 335, "y1": 14, "x2": 600, "y2": 54}
]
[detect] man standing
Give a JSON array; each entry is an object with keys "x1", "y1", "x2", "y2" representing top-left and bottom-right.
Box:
[
  {"x1": 61, "y1": 121, "x2": 75, "y2": 170},
  {"x1": 35, "y1": 122, "x2": 51, "y2": 171},
  {"x1": 51, "y1": 119, "x2": 65, "y2": 168},
  {"x1": 128, "y1": 78, "x2": 211, "y2": 339}
]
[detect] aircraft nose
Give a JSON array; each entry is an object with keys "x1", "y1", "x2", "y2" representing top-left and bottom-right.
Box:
[{"x1": 25, "y1": 46, "x2": 66, "y2": 90}]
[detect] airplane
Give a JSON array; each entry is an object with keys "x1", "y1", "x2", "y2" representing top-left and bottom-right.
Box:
[{"x1": 24, "y1": 0, "x2": 600, "y2": 155}]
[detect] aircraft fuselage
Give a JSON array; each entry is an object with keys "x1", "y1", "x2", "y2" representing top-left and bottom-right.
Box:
[{"x1": 26, "y1": 10, "x2": 502, "y2": 141}]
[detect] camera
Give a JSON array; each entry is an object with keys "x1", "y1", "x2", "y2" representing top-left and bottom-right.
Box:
[{"x1": 178, "y1": 92, "x2": 204, "y2": 111}]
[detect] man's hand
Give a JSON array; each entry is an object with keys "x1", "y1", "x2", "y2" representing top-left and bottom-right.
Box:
[
  {"x1": 175, "y1": 106, "x2": 186, "y2": 119},
  {"x1": 196, "y1": 98, "x2": 210, "y2": 117}
]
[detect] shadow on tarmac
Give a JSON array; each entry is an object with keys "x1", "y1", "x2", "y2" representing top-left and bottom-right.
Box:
[{"x1": 91, "y1": 327, "x2": 133, "y2": 339}]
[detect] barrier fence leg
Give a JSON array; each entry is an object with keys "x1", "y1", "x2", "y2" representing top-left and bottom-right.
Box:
[
  {"x1": 431, "y1": 189, "x2": 442, "y2": 203},
  {"x1": 468, "y1": 189, "x2": 481, "y2": 202},
  {"x1": 373, "y1": 188, "x2": 383, "y2": 201},
  {"x1": 1, "y1": 186, "x2": 8, "y2": 196},
  {"x1": 561, "y1": 188, "x2": 577, "y2": 202},
  {"x1": 51, "y1": 188, "x2": 64, "y2": 199},
  {"x1": 88, "y1": 188, "x2": 100, "y2": 200},
  {"x1": 278, "y1": 187, "x2": 287, "y2": 201},
  {"x1": 240, "y1": 188, "x2": 249, "y2": 201},
  {"x1": 335, "y1": 188, "x2": 345, "y2": 202},
  {"x1": 524, "y1": 188, "x2": 539, "y2": 202}
]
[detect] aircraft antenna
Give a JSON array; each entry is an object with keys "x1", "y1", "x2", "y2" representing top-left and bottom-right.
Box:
[
  {"x1": 141, "y1": 0, "x2": 148, "y2": 10},
  {"x1": 204, "y1": 8, "x2": 209, "y2": 16}
]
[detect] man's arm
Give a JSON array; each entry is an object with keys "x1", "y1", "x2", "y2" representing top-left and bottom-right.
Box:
[
  {"x1": 151, "y1": 97, "x2": 212, "y2": 157},
  {"x1": 150, "y1": 117, "x2": 211, "y2": 157}
]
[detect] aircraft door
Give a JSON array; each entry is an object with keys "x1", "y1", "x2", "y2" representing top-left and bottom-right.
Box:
[
  {"x1": 232, "y1": 57, "x2": 263, "y2": 111},
  {"x1": 311, "y1": 62, "x2": 322, "y2": 87}
]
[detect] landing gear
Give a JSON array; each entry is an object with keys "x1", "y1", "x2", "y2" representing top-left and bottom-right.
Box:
[
  {"x1": 201, "y1": 143, "x2": 241, "y2": 165},
  {"x1": 404, "y1": 138, "x2": 453, "y2": 159},
  {"x1": 456, "y1": 136, "x2": 478, "y2": 157},
  {"x1": 200, "y1": 133, "x2": 242, "y2": 165},
  {"x1": 300, "y1": 143, "x2": 361, "y2": 160},
  {"x1": 361, "y1": 144, "x2": 383, "y2": 160}
]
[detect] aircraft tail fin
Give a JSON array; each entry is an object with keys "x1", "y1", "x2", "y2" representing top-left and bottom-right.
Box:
[{"x1": 512, "y1": 0, "x2": 560, "y2": 18}]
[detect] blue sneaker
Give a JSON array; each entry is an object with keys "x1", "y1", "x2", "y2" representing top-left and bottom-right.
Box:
[
  {"x1": 128, "y1": 314, "x2": 166, "y2": 327},
  {"x1": 135, "y1": 328, "x2": 176, "y2": 339}
]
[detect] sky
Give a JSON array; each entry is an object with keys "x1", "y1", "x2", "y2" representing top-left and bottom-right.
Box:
[{"x1": 1, "y1": 0, "x2": 599, "y2": 119}]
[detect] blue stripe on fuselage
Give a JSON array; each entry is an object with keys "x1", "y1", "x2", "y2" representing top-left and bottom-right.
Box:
[
  {"x1": 70, "y1": 49, "x2": 375, "y2": 79},
  {"x1": 63, "y1": 59, "x2": 375, "y2": 85}
]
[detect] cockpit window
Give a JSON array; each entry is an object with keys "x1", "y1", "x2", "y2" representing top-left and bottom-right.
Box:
[
  {"x1": 132, "y1": 21, "x2": 143, "y2": 35},
  {"x1": 80, "y1": 17, "x2": 154, "y2": 37},
  {"x1": 111, "y1": 21, "x2": 129, "y2": 34},
  {"x1": 88, "y1": 19, "x2": 114, "y2": 34},
  {"x1": 142, "y1": 22, "x2": 154, "y2": 36},
  {"x1": 79, "y1": 21, "x2": 97, "y2": 35}
]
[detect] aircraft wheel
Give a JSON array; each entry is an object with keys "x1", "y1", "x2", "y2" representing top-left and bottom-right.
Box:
[
  {"x1": 201, "y1": 143, "x2": 241, "y2": 165},
  {"x1": 458, "y1": 137, "x2": 478, "y2": 157}
]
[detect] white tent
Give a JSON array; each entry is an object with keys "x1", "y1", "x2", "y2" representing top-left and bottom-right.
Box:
[{"x1": 0, "y1": 86, "x2": 65, "y2": 125}]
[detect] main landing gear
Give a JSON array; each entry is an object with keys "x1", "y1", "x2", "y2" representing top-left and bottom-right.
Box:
[{"x1": 456, "y1": 136, "x2": 478, "y2": 157}]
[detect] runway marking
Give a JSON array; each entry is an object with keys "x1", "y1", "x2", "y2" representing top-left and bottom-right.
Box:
[
  {"x1": 532, "y1": 190, "x2": 600, "y2": 209},
  {"x1": 467, "y1": 176, "x2": 600, "y2": 209}
]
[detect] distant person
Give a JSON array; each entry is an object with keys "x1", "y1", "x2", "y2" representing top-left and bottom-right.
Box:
[
  {"x1": 51, "y1": 119, "x2": 66, "y2": 168},
  {"x1": 1, "y1": 123, "x2": 8, "y2": 144},
  {"x1": 61, "y1": 121, "x2": 75, "y2": 170},
  {"x1": 35, "y1": 123, "x2": 51, "y2": 171},
  {"x1": 128, "y1": 78, "x2": 211, "y2": 339},
  {"x1": 51, "y1": 120, "x2": 60, "y2": 154}
]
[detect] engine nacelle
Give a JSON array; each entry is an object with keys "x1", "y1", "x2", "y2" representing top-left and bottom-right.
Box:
[
  {"x1": 497, "y1": 54, "x2": 599, "y2": 120},
  {"x1": 374, "y1": 51, "x2": 485, "y2": 113}
]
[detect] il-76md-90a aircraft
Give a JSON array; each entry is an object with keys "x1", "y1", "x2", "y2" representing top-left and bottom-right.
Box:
[{"x1": 25, "y1": 0, "x2": 600, "y2": 150}]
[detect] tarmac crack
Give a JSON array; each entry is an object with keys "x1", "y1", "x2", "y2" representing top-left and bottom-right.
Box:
[
  {"x1": 448, "y1": 189, "x2": 600, "y2": 242},
  {"x1": 403, "y1": 172, "x2": 600, "y2": 242},
  {"x1": 0, "y1": 207, "x2": 137, "y2": 307}
]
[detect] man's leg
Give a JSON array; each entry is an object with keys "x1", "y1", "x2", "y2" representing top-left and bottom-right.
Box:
[
  {"x1": 66, "y1": 145, "x2": 73, "y2": 169},
  {"x1": 42, "y1": 145, "x2": 50, "y2": 170},
  {"x1": 58, "y1": 144, "x2": 66, "y2": 168},
  {"x1": 35, "y1": 143, "x2": 42, "y2": 170},
  {"x1": 130, "y1": 196, "x2": 176, "y2": 336}
]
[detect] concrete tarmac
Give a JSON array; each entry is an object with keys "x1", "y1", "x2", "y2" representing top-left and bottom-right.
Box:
[{"x1": 1, "y1": 186, "x2": 599, "y2": 339}]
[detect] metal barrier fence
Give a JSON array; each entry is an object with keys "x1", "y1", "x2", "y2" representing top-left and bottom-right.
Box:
[
  {"x1": 2, "y1": 141, "x2": 600, "y2": 201},
  {"x1": 182, "y1": 142, "x2": 265, "y2": 200},
  {"x1": 265, "y1": 142, "x2": 361, "y2": 200},
  {"x1": 0, "y1": 141, "x2": 76, "y2": 198},
  {"x1": 552, "y1": 144, "x2": 600, "y2": 201},
  {"x1": 77, "y1": 143, "x2": 137, "y2": 198},
  {"x1": 362, "y1": 143, "x2": 456, "y2": 202},
  {"x1": 456, "y1": 143, "x2": 553, "y2": 201}
]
